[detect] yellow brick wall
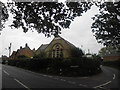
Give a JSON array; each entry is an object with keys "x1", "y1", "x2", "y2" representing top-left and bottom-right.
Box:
[{"x1": 44, "y1": 38, "x2": 73, "y2": 58}]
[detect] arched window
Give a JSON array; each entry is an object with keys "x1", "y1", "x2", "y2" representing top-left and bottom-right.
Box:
[{"x1": 52, "y1": 44, "x2": 63, "y2": 58}]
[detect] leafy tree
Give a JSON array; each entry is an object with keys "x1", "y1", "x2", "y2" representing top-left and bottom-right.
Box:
[
  {"x1": 0, "y1": 2, "x2": 9, "y2": 32},
  {"x1": 2, "y1": 1, "x2": 119, "y2": 47},
  {"x1": 92, "y1": 2, "x2": 120, "y2": 46},
  {"x1": 6, "y1": 1, "x2": 93, "y2": 36},
  {"x1": 71, "y1": 47, "x2": 84, "y2": 58},
  {"x1": 99, "y1": 45, "x2": 120, "y2": 57},
  {"x1": 17, "y1": 55, "x2": 29, "y2": 59},
  {"x1": 99, "y1": 47, "x2": 108, "y2": 57}
]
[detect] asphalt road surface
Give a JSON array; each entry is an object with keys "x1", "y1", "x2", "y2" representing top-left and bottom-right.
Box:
[
  {"x1": 1, "y1": 64, "x2": 120, "y2": 90},
  {"x1": 0, "y1": 64, "x2": 2, "y2": 90}
]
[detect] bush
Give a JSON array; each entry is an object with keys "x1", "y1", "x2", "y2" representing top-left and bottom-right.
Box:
[
  {"x1": 102, "y1": 60, "x2": 120, "y2": 70},
  {"x1": 2, "y1": 60, "x2": 7, "y2": 64},
  {"x1": 71, "y1": 47, "x2": 84, "y2": 58},
  {"x1": 6, "y1": 57, "x2": 102, "y2": 76},
  {"x1": 7, "y1": 60, "x2": 17, "y2": 66}
]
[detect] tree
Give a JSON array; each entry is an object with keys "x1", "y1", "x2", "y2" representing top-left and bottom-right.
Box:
[
  {"x1": 17, "y1": 55, "x2": 28, "y2": 59},
  {"x1": 0, "y1": 2, "x2": 9, "y2": 32},
  {"x1": 5, "y1": 1, "x2": 93, "y2": 37},
  {"x1": 99, "y1": 47, "x2": 108, "y2": 57},
  {"x1": 2, "y1": 1, "x2": 119, "y2": 47},
  {"x1": 99, "y1": 45, "x2": 120, "y2": 57},
  {"x1": 71, "y1": 47, "x2": 84, "y2": 58},
  {"x1": 92, "y1": 2, "x2": 120, "y2": 46}
]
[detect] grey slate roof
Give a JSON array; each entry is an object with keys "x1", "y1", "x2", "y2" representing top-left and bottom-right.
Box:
[
  {"x1": 39, "y1": 44, "x2": 49, "y2": 51},
  {"x1": 65, "y1": 39, "x2": 76, "y2": 48}
]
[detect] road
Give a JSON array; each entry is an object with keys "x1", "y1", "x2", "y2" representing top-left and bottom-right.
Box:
[
  {"x1": 0, "y1": 64, "x2": 2, "y2": 90},
  {"x1": 1, "y1": 64, "x2": 120, "y2": 90}
]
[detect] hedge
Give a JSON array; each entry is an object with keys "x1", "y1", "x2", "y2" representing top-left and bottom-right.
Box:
[
  {"x1": 102, "y1": 60, "x2": 120, "y2": 70},
  {"x1": 5, "y1": 57, "x2": 102, "y2": 76}
]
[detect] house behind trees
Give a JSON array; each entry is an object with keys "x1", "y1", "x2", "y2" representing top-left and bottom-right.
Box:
[
  {"x1": 10, "y1": 35, "x2": 83, "y2": 59},
  {"x1": 99, "y1": 46, "x2": 120, "y2": 61},
  {"x1": 10, "y1": 43, "x2": 34, "y2": 59}
]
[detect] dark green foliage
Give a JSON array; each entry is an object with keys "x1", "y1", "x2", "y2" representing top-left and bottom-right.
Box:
[
  {"x1": 92, "y1": 54, "x2": 102, "y2": 61},
  {"x1": 71, "y1": 47, "x2": 84, "y2": 58},
  {"x1": 102, "y1": 60, "x2": 120, "y2": 70},
  {"x1": 92, "y1": 2, "x2": 120, "y2": 46},
  {"x1": 1, "y1": 1, "x2": 120, "y2": 48},
  {"x1": 0, "y1": 2, "x2": 9, "y2": 31},
  {"x1": 17, "y1": 55, "x2": 29, "y2": 59},
  {"x1": 2, "y1": 60, "x2": 7, "y2": 64},
  {"x1": 99, "y1": 46, "x2": 120, "y2": 57},
  {"x1": 6, "y1": 57, "x2": 102, "y2": 76},
  {"x1": 15, "y1": 60, "x2": 28, "y2": 68},
  {"x1": 6, "y1": 1, "x2": 93, "y2": 36},
  {"x1": 7, "y1": 60, "x2": 17, "y2": 66}
]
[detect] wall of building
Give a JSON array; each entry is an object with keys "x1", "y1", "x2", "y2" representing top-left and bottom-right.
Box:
[
  {"x1": 45, "y1": 38, "x2": 73, "y2": 58},
  {"x1": 103, "y1": 56, "x2": 120, "y2": 61}
]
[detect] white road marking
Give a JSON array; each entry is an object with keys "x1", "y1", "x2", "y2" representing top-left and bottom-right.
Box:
[
  {"x1": 97, "y1": 86, "x2": 111, "y2": 90},
  {"x1": 3, "y1": 70, "x2": 10, "y2": 75},
  {"x1": 14, "y1": 78, "x2": 31, "y2": 90},
  {"x1": 79, "y1": 84, "x2": 88, "y2": 87},
  {"x1": 68, "y1": 81, "x2": 76, "y2": 84},
  {"x1": 53, "y1": 77, "x2": 59, "y2": 80},
  {"x1": 47, "y1": 75, "x2": 53, "y2": 78},
  {"x1": 43, "y1": 75, "x2": 48, "y2": 77},
  {"x1": 93, "y1": 81, "x2": 112, "y2": 88},
  {"x1": 113, "y1": 74, "x2": 115, "y2": 80},
  {"x1": 82, "y1": 77, "x2": 88, "y2": 79},
  {"x1": 60, "y1": 79, "x2": 66, "y2": 82}
]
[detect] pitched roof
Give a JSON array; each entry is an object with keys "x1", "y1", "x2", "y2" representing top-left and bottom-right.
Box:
[
  {"x1": 35, "y1": 44, "x2": 49, "y2": 55},
  {"x1": 11, "y1": 51, "x2": 17, "y2": 56},
  {"x1": 54, "y1": 35, "x2": 76, "y2": 48},
  {"x1": 36, "y1": 35, "x2": 77, "y2": 55},
  {"x1": 64, "y1": 39, "x2": 76, "y2": 48},
  {"x1": 39, "y1": 44, "x2": 49, "y2": 51},
  {"x1": 10, "y1": 44, "x2": 34, "y2": 59},
  {"x1": 16, "y1": 46, "x2": 34, "y2": 57}
]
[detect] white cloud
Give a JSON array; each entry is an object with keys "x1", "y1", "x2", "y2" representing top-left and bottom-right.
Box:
[{"x1": 0, "y1": 0, "x2": 7, "y2": 3}]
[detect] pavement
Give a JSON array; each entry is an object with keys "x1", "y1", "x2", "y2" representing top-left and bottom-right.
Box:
[{"x1": 1, "y1": 64, "x2": 120, "y2": 90}]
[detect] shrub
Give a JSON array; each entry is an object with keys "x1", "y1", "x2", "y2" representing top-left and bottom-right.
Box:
[
  {"x1": 102, "y1": 60, "x2": 120, "y2": 70},
  {"x1": 6, "y1": 57, "x2": 102, "y2": 76},
  {"x1": 7, "y1": 60, "x2": 17, "y2": 66},
  {"x1": 2, "y1": 60, "x2": 7, "y2": 64},
  {"x1": 71, "y1": 47, "x2": 84, "y2": 58}
]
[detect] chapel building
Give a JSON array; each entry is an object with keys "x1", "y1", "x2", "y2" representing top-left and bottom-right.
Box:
[{"x1": 35, "y1": 35, "x2": 77, "y2": 59}]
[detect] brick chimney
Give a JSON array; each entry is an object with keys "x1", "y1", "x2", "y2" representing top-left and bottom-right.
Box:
[
  {"x1": 25, "y1": 43, "x2": 28, "y2": 47},
  {"x1": 20, "y1": 46, "x2": 22, "y2": 49},
  {"x1": 33, "y1": 48, "x2": 35, "y2": 52}
]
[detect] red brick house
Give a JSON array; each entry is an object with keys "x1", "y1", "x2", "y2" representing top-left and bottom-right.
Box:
[
  {"x1": 103, "y1": 53, "x2": 120, "y2": 61},
  {"x1": 10, "y1": 43, "x2": 34, "y2": 59}
]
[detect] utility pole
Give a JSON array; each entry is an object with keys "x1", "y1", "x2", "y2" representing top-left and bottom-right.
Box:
[{"x1": 8, "y1": 43, "x2": 12, "y2": 57}]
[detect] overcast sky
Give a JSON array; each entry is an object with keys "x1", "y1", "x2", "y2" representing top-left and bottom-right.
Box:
[{"x1": 0, "y1": 3, "x2": 104, "y2": 57}]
